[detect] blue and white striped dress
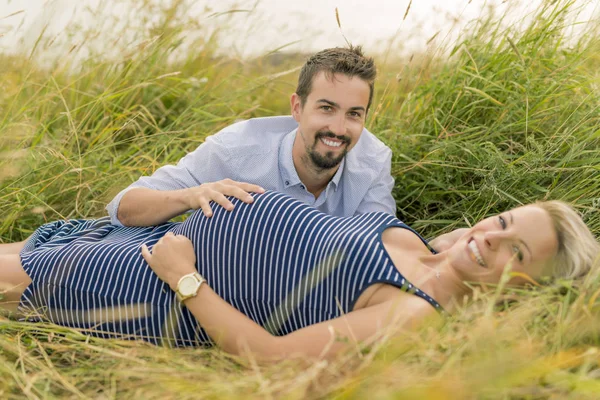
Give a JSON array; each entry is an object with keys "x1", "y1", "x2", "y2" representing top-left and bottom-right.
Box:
[{"x1": 19, "y1": 191, "x2": 443, "y2": 347}]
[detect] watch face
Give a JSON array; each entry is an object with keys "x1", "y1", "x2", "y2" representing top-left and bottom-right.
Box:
[{"x1": 179, "y1": 276, "x2": 199, "y2": 296}]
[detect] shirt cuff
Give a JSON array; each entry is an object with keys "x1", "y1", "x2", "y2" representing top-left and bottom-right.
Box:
[{"x1": 105, "y1": 186, "x2": 143, "y2": 226}]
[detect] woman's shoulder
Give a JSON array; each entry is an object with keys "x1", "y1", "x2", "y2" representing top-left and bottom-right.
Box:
[
  {"x1": 362, "y1": 286, "x2": 442, "y2": 324},
  {"x1": 381, "y1": 224, "x2": 427, "y2": 248}
]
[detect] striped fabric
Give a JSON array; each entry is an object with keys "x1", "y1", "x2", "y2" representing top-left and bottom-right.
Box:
[{"x1": 19, "y1": 191, "x2": 443, "y2": 347}]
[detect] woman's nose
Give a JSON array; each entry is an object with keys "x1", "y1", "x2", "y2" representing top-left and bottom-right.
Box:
[{"x1": 483, "y1": 230, "x2": 513, "y2": 250}]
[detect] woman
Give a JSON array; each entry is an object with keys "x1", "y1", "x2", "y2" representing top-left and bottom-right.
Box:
[{"x1": 0, "y1": 191, "x2": 597, "y2": 361}]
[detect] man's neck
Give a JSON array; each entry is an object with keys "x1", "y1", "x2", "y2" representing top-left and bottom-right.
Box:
[
  {"x1": 292, "y1": 139, "x2": 339, "y2": 198},
  {"x1": 296, "y1": 154, "x2": 339, "y2": 198}
]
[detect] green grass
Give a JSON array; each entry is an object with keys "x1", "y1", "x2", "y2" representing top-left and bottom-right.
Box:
[{"x1": 1, "y1": 0, "x2": 600, "y2": 398}]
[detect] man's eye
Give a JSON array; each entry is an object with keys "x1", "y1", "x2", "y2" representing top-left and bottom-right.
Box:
[
  {"x1": 349, "y1": 111, "x2": 361, "y2": 118},
  {"x1": 321, "y1": 106, "x2": 332, "y2": 111},
  {"x1": 498, "y1": 215, "x2": 506, "y2": 229}
]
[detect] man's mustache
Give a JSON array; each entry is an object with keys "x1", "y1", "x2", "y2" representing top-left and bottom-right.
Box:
[{"x1": 315, "y1": 131, "x2": 351, "y2": 145}]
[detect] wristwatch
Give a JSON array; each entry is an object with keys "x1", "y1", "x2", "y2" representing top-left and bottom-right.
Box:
[{"x1": 175, "y1": 272, "x2": 205, "y2": 302}]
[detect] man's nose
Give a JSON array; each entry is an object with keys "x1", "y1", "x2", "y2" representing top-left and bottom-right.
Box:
[{"x1": 329, "y1": 115, "x2": 346, "y2": 136}]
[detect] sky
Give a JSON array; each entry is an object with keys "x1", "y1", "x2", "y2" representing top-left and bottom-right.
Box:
[{"x1": 0, "y1": 0, "x2": 597, "y2": 59}]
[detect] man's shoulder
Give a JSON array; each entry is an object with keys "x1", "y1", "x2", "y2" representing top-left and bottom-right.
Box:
[
  {"x1": 349, "y1": 127, "x2": 392, "y2": 167},
  {"x1": 212, "y1": 116, "x2": 297, "y2": 155}
]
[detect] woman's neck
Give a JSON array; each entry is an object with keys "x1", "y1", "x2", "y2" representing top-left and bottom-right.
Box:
[
  {"x1": 413, "y1": 252, "x2": 471, "y2": 313},
  {"x1": 382, "y1": 227, "x2": 471, "y2": 312}
]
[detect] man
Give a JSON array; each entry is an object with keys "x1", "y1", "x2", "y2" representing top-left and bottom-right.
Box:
[{"x1": 107, "y1": 45, "x2": 396, "y2": 227}]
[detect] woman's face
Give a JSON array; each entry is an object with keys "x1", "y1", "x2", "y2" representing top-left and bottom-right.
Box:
[{"x1": 447, "y1": 205, "x2": 559, "y2": 285}]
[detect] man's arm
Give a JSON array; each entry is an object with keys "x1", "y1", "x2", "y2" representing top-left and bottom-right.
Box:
[
  {"x1": 428, "y1": 228, "x2": 469, "y2": 252},
  {"x1": 352, "y1": 149, "x2": 467, "y2": 252},
  {"x1": 354, "y1": 149, "x2": 396, "y2": 215},
  {"x1": 107, "y1": 134, "x2": 263, "y2": 227},
  {"x1": 117, "y1": 181, "x2": 264, "y2": 227}
]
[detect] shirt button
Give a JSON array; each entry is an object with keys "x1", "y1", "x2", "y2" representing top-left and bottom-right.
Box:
[
  {"x1": 300, "y1": 185, "x2": 305, "y2": 190},
  {"x1": 285, "y1": 180, "x2": 290, "y2": 186}
]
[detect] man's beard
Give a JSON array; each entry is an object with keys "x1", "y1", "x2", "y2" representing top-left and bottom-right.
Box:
[{"x1": 306, "y1": 131, "x2": 351, "y2": 170}]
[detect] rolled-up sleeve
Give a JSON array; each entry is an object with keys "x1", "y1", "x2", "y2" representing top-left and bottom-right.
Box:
[
  {"x1": 106, "y1": 135, "x2": 233, "y2": 225},
  {"x1": 354, "y1": 148, "x2": 396, "y2": 216}
]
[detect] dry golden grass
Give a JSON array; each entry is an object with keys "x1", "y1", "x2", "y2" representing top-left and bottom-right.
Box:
[{"x1": 1, "y1": 0, "x2": 600, "y2": 398}]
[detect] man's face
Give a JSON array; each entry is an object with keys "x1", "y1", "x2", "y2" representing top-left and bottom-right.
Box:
[{"x1": 291, "y1": 72, "x2": 370, "y2": 171}]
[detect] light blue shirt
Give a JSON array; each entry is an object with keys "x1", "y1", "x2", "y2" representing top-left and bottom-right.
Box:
[{"x1": 106, "y1": 116, "x2": 396, "y2": 225}]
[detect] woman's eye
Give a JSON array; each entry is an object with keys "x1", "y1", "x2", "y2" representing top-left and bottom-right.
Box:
[
  {"x1": 513, "y1": 245, "x2": 524, "y2": 262},
  {"x1": 498, "y1": 215, "x2": 506, "y2": 229}
]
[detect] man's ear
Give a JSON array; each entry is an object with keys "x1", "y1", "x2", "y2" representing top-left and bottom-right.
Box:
[{"x1": 290, "y1": 93, "x2": 301, "y2": 121}]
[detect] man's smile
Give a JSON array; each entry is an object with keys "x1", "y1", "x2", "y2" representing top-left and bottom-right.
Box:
[
  {"x1": 320, "y1": 137, "x2": 343, "y2": 148},
  {"x1": 315, "y1": 131, "x2": 350, "y2": 148}
]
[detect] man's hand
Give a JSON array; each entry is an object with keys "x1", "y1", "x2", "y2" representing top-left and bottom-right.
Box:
[
  {"x1": 429, "y1": 228, "x2": 469, "y2": 253},
  {"x1": 141, "y1": 232, "x2": 197, "y2": 290},
  {"x1": 183, "y1": 179, "x2": 265, "y2": 217}
]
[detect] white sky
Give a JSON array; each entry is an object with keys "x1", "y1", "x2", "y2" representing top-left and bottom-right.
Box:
[{"x1": 0, "y1": 0, "x2": 597, "y2": 59}]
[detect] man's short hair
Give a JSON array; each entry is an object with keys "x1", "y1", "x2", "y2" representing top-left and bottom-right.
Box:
[{"x1": 296, "y1": 46, "x2": 377, "y2": 112}]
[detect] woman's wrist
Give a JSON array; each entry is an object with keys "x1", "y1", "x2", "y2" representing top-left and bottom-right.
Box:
[{"x1": 168, "y1": 264, "x2": 198, "y2": 290}]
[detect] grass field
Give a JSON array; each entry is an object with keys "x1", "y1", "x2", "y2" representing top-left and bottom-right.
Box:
[{"x1": 1, "y1": 0, "x2": 600, "y2": 398}]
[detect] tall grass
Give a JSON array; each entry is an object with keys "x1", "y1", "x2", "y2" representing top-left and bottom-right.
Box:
[{"x1": 1, "y1": 0, "x2": 600, "y2": 398}]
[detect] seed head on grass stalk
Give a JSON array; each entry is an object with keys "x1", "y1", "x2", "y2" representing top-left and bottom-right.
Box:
[{"x1": 335, "y1": 7, "x2": 352, "y2": 48}]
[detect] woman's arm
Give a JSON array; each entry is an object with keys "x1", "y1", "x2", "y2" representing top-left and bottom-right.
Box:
[
  {"x1": 184, "y1": 286, "x2": 436, "y2": 360},
  {"x1": 181, "y1": 282, "x2": 426, "y2": 360},
  {"x1": 142, "y1": 233, "x2": 437, "y2": 361}
]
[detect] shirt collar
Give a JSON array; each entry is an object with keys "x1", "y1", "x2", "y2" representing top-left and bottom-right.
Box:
[
  {"x1": 279, "y1": 129, "x2": 301, "y2": 188},
  {"x1": 279, "y1": 128, "x2": 344, "y2": 191},
  {"x1": 330, "y1": 157, "x2": 344, "y2": 191}
]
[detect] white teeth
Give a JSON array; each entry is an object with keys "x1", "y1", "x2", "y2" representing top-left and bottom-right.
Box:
[
  {"x1": 321, "y1": 138, "x2": 342, "y2": 147},
  {"x1": 468, "y1": 240, "x2": 486, "y2": 267}
]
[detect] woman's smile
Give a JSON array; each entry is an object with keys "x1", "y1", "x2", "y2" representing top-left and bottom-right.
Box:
[{"x1": 467, "y1": 238, "x2": 487, "y2": 268}]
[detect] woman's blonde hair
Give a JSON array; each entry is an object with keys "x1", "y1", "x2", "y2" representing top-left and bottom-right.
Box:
[{"x1": 535, "y1": 200, "x2": 600, "y2": 280}]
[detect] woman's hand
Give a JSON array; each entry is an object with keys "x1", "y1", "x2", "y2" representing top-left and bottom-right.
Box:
[{"x1": 141, "y1": 232, "x2": 197, "y2": 290}]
